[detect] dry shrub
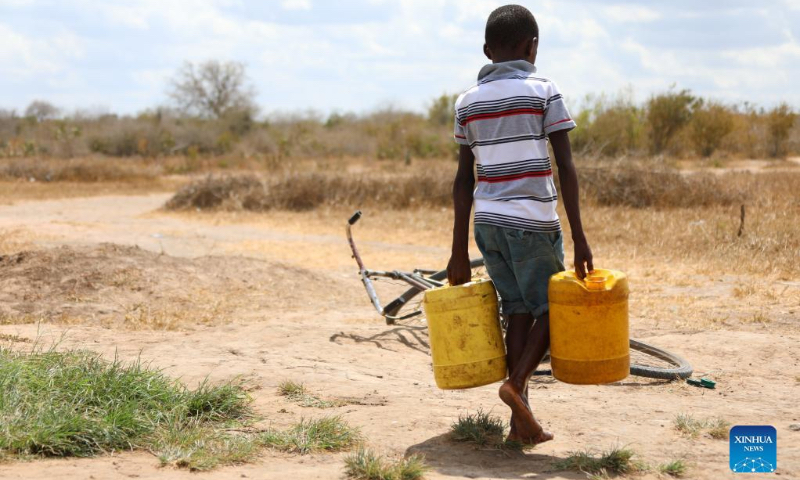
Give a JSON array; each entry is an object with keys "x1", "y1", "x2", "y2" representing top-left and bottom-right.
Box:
[
  {"x1": 571, "y1": 91, "x2": 645, "y2": 157},
  {"x1": 169, "y1": 165, "x2": 756, "y2": 213},
  {"x1": 689, "y1": 102, "x2": 735, "y2": 157},
  {"x1": 165, "y1": 175, "x2": 269, "y2": 210},
  {"x1": 165, "y1": 170, "x2": 453, "y2": 212},
  {"x1": 584, "y1": 171, "x2": 800, "y2": 277},
  {"x1": 578, "y1": 167, "x2": 744, "y2": 208},
  {"x1": 646, "y1": 89, "x2": 697, "y2": 154},
  {"x1": 0, "y1": 157, "x2": 159, "y2": 182},
  {"x1": 766, "y1": 103, "x2": 797, "y2": 158}
]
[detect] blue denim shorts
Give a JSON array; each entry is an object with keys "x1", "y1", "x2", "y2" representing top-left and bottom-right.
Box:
[{"x1": 474, "y1": 224, "x2": 565, "y2": 318}]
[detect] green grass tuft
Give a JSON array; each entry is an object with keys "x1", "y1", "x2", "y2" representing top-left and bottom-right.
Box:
[
  {"x1": 553, "y1": 447, "x2": 639, "y2": 475},
  {"x1": 344, "y1": 447, "x2": 427, "y2": 480},
  {"x1": 151, "y1": 419, "x2": 259, "y2": 471},
  {"x1": 277, "y1": 379, "x2": 345, "y2": 408},
  {"x1": 450, "y1": 410, "x2": 506, "y2": 447},
  {"x1": 261, "y1": 416, "x2": 361, "y2": 454},
  {"x1": 278, "y1": 379, "x2": 306, "y2": 397},
  {"x1": 659, "y1": 459, "x2": 688, "y2": 477},
  {"x1": 0, "y1": 346, "x2": 252, "y2": 470}
]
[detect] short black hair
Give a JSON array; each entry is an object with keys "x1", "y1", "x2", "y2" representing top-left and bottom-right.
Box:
[{"x1": 485, "y1": 4, "x2": 539, "y2": 50}]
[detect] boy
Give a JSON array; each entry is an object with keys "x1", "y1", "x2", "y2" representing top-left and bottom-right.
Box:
[{"x1": 447, "y1": 4, "x2": 593, "y2": 445}]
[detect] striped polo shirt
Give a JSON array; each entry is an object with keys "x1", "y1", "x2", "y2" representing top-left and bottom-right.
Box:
[{"x1": 454, "y1": 60, "x2": 576, "y2": 233}]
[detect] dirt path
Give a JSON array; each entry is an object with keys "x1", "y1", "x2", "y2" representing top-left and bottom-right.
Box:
[{"x1": 1, "y1": 194, "x2": 798, "y2": 479}]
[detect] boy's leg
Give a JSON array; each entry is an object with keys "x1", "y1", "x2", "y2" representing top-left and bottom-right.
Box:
[
  {"x1": 499, "y1": 312, "x2": 553, "y2": 444},
  {"x1": 504, "y1": 312, "x2": 534, "y2": 441},
  {"x1": 500, "y1": 230, "x2": 564, "y2": 444}
]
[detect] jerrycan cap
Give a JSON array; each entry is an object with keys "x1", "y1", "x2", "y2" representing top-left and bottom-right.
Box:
[{"x1": 584, "y1": 271, "x2": 608, "y2": 291}]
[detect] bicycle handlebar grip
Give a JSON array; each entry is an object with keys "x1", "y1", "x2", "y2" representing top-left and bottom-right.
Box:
[{"x1": 348, "y1": 210, "x2": 362, "y2": 225}]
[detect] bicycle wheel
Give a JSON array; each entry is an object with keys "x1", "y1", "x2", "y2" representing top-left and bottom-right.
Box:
[
  {"x1": 533, "y1": 340, "x2": 692, "y2": 380},
  {"x1": 382, "y1": 258, "x2": 486, "y2": 324},
  {"x1": 628, "y1": 339, "x2": 693, "y2": 380}
]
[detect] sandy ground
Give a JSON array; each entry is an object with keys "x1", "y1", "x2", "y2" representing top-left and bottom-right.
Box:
[{"x1": 0, "y1": 193, "x2": 798, "y2": 480}]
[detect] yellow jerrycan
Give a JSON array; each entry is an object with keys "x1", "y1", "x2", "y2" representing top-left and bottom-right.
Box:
[
  {"x1": 548, "y1": 268, "x2": 629, "y2": 384},
  {"x1": 423, "y1": 279, "x2": 507, "y2": 389}
]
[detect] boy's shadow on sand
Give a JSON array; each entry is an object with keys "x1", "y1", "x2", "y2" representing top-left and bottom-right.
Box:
[{"x1": 406, "y1": 434, "x2": 586, "y2": 479}]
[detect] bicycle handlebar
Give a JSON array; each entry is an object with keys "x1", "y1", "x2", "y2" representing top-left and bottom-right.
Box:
[
  {"x1": 348, "y1": 210, "x2": 362, "y2": 225},
  {"x1": 346, "y1": 210, "x2": 383, "y2": 316}
]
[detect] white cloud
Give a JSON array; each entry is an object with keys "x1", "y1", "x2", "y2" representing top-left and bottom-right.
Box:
[
  {"x1": 2, "y1": 0, "x2": 799, "y2": 113},
  {"x1": 722, "y1": 40, "x2": 800, "y2": 68},
  {"x1": 0, "y1": 23, "x2": 84, "y2": 78},
  {"x1": 281, "y1": 0, "x2": 311, "y2": 10},
  {"x1": 604, "y1": 5, "x2": 661, "y2": 23}
]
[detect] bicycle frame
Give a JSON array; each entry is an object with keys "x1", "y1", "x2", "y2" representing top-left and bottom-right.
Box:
[{"x1": 346, "y1": 210, "x2": 444, "y2": 324}]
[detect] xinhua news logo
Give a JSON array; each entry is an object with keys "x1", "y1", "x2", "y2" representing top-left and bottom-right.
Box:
[{"x1": 730, "y1": 425, "x2": 777, "y2": 473}]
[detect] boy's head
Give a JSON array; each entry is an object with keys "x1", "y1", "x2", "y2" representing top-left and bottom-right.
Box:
[{"x1": 484, "y1": 4, "x2": 539, "y2": 64}]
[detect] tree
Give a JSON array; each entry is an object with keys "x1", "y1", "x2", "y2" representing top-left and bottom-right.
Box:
[
  {"x1": 688, "y1": 100, "x2": 734, "y2": 157},
  {"x1": 427, "y1": 93, "x2": 458, "y2": 127},
  {"x1": 168, "y1": 60, "x2": 257, "y2": 118},
  {"x1": 25, "y1": 100, "x2": 60, "y2": 122},
  {"x1": 646, "y1": 88, "x2": 697, "y2": 154},
  {"x1": 766, "y1": 103, "x2": 797, "y2": 158}
]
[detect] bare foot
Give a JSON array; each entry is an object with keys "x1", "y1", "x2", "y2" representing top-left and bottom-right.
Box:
[
  {"x1": 506, "y1": 430, "x2": 522, "y2": 443},
  {"x1": 499, "y1": 381, "x2": 553, "y2": 445}
]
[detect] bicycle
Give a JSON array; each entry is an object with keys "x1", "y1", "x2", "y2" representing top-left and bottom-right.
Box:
[{"x1": 346, "y1": 210, "x2": 692, "y2": 381}]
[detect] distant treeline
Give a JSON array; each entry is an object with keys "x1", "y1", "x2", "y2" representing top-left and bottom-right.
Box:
[{"x1": 1, "y1": 89, "x2": 797, "y2": 162}]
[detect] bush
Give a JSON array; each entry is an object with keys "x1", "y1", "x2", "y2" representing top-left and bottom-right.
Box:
[
  {"x1": 427, "y1": 93, "x2": 458, "y2": 127},
  {"x1": 1, "y1": 89, "x2": 797, "y2": 162},
  {"x1": 689, "y1": 101, "x2": 735, "y2": 157},
  {"x1": 571, "y1": 92, "x2": 644, "y2": 157},
  {"x1": 646, "y1": 88, "x2": 697, "y2": 154},
  {"x1": 766, "y1": 103, "x2": 797, "y2": 158}
]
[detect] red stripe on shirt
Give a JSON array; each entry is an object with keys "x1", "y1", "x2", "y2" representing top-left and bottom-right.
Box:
[
  {"x1": 545, "y1": 118, "x2": 572, "y2": 128},
  {"x1": 461, "y1": 108, "x2": 543, "y2": 125},
  {"x1": 477, "y1": 170, "x2": 553, "y2": 183},
  {"x1": 454, "y1": 134, "x2": 466, "y2": 139}
]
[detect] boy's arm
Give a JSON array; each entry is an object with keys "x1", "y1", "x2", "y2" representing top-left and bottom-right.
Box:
[
  {"x1": 550, "y1": 130, "x2": 594, "y2": 279},
  {"x1": 447, "y1": 144, "x2": 475, "y2": 286}
]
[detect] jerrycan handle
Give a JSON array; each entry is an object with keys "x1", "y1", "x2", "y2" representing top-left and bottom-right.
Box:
[{"x1": 584, "y1": 270, "x2": 611, "y2": 291}]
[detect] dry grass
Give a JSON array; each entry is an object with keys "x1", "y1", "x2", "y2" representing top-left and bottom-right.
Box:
[
  {"x1": 277, "y1": 380, "x2": 346, "y2": 408},
  {"x1": 0, "y1": 157, "x2": 160, "y2": 182},
  {"x1": 163, "y1": 168, "x2": 800, "y2": 280},
  {"x1": 673, "y1": 414, "x2": 730, "y2": 440},
  {"x1": 582, "y1": 171, "x2": 800, "y2": 278},
  {"x1": 577, "y1": 167, "x2": 744, "y2": 208},
  {"x1": 707, "y1": 418, "x2": 731, "y2": 440},
  {"x1": 673, "y1": 414, "x2": 706, "y2": 438},
  {"x1": 0, "y1": 333, "x2": 30, "y2": 343},
  {"x1": 164, "y1": 170, "x2": 452, "y2": 212},
  {"x1": 0, "y1": 180, "x2": 177, "y2": 203},
  {"x1": 165, "y1": 167, "x2": 798, "y2": 214}
]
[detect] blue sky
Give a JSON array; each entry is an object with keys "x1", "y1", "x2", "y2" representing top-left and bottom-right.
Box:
[{"x1": 1, "y1": 0, "x2": 799, "y2": 117}]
